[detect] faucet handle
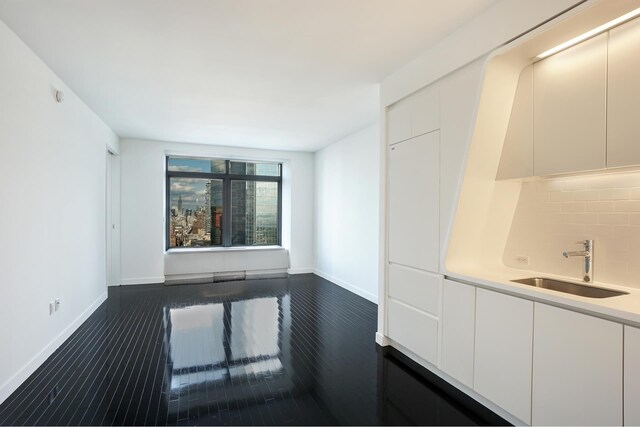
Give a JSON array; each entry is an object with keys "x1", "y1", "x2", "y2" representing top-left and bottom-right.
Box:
[{"x1": 562, "y1": 251, "x2": 570, "y2": 258}]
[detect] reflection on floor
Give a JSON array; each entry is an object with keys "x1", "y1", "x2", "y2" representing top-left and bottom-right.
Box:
[{"x1": 0, "y1": 274, "x2": 508, "y2": 425}]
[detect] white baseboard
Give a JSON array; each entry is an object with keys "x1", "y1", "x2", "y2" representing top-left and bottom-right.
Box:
[
  {"x1": 287, "y1": 268, "x2": 314, "y2": 275},
  {"x1": 313, "y1": 269, "x2": 378, "y2": 303},
  {"x1": 376, "y1": 331, "x2": 391, "y2": 346},
  {"x1": 120, "y1": 276, "x2": 165, "y2": 285},
  {"x1": 0, "y1": 291, "x2": 108, "y2": 405}
]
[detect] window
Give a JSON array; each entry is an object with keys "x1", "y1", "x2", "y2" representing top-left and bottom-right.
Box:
[{"x1": 166, "y1": 156, "x2": 281, "y2": 249}]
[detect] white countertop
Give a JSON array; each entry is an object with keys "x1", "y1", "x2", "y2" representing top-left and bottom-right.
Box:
[{"x1": 447, "y1": 265, "x2": 640, "y2": 327}]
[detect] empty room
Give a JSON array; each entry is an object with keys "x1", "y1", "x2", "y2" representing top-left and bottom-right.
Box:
[{"x1": 2, "y1": 0, "x2": 640, "y2": 425}]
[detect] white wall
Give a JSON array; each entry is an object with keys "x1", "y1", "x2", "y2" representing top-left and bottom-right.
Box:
[
  {"x1": 0, "y1": 19, "x2": 119, "y2": 404},
  {"x1": 119, "y1": 138, "x2": 315, "y2": 285},
  {"x1": 314, "y1": 124, "x2": 380, "y2": 303}
]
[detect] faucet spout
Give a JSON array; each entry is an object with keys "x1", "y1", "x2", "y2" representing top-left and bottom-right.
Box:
[
  {"x1": 563, "y1": 250, "x2": 590, "y2": 258},
  {"x1": 562, "y1": 240, "x2": 593, "y2": 282}
]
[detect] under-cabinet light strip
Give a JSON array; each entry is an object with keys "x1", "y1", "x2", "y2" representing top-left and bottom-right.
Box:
[{"x1": 537, "y1": 8, "x2": 640, "y2": 59}]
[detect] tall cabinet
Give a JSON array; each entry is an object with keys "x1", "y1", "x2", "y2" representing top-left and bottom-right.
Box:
[
  {"x1": 386, "y1": 85, "x2": 441, "y2": 366},
  {"x1": 384, "y1": 61, "x2": 483, "y2": 370}
]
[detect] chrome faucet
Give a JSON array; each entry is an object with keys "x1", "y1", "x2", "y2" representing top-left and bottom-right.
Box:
[{"x1": 563, "y1": 239, "x2": 593, "y2": 282}]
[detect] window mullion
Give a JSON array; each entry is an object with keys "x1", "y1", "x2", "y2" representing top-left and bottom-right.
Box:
[{"x1": 223, "y1": 161, "x2": 232, "y2": 247}]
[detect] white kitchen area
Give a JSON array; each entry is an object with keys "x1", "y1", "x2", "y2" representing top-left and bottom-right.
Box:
[{"x1": 377, "y1": 0, "x2": 640, "y2": 425}]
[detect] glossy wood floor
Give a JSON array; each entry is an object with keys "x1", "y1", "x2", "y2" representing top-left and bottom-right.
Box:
[{"x1": 0, "y1": 274, "x2": 507, "y2": 426}]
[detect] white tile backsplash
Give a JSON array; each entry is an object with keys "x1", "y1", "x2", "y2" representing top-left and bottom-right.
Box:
[{"x1": 503, "y1": 172, "x2": 640, "y2": 288}]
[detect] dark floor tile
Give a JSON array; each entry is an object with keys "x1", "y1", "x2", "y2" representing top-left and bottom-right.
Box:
[{"x1": 0, "y1": 274, "x2": 508, "y2": 426}]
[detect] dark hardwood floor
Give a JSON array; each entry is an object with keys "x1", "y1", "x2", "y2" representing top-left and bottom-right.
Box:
[{"x1": 0, "y1": 274, "x2": 507, "y2": 425}]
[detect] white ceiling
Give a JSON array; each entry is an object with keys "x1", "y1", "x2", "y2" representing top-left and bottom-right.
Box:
[{"x1": 0, "y1": 0, "x2": 498, "y2": 151}]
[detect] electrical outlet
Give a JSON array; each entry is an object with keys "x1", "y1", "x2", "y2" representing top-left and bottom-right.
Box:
[
  {"x1": 55, "y1": 299, "x2": 60, "y2": 312},
  {"x1": 514, "y1": 255, "x2": 530, "y2": 265},
  {"x1": 49, "y1": 301, "x2": 55, "y2": 315}
]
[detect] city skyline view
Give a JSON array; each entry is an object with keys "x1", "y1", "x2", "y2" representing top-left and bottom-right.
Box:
[{"x1": 168, "y1": 157, "x2": 280, "y2": 248}]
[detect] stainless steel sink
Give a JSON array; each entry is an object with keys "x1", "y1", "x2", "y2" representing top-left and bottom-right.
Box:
[{"x1": 512, "y1": 277, "x2": 628, "y2": 299}]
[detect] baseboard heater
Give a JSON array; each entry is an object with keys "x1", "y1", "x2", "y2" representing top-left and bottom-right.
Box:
[{"x1": 164, "y1": 269, "x2": 288, "y2": 286}]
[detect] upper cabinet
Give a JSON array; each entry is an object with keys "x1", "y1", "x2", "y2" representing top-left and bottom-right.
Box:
[
  {"x1": 608, "y1": 18, "x2": 640, "y2": 168},
  {"x1": 387, "y1": 97, "x2": 412, "y2": 144},
  {"x1": 533, "y1": 33, "x2": 607, "y2": 176},
  {"x1": 496, "y1": 17, "x2": 640, "y2": 179},
  {"x1": 412, "y1": 85, "x2": 440, "y2": 137},
  {"x1": 387, "y1": 85, "x2": 439, "y2": 145}
]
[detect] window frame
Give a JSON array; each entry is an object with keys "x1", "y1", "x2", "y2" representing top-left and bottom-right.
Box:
[{"x1": 165, "y1": 156, "x2": 283, "y2": 250}]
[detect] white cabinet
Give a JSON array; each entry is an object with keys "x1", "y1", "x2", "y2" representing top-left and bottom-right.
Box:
[
  {"x1": 497, "y1": 64, "x2": 533, "y2": 179},
  {"x1": 386, "y1": 245, "x2": 442, "y2": 368},
  {"x1": 474, "y1": 288, "x2": 533, "y2": 424},
  {"x1": 624, "y1": 326, "x2": 640, "y2": 426},
  {"x1": 533, "y1": 33, "x2": 607, "y2": 176},
  {"x1": 411, "y1": 85, "x2": 440, "y2": 137},
  {"x1": 440, "y1": 279, "x2": 475, "y2": 388},
  {"x1": 388, "y1": 264, "x2": 441, "y2": 316},
  {"x1": 387, "y1": 97, "x2": 412, "y2": 145},
  {"x1": 532, "y1": 303, "x2": 622, "y2": 426},
  {"x1": 608, "y1": 18, "x2": 640, "y2": 168},
  {"x1": 386, "y1": 85, "x2": 439, "y2": 145},
  {"x1": 388, "y1": 131, "x2": 440, "y2": 272},
  {"x1": 387, "y1": 298, "x2": 439, "y2": 365}
]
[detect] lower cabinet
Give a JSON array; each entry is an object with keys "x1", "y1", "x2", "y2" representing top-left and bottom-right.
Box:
[
  {"x1": 625, "y1": 325, "x2": 640, "y2": 426},
  {"x1": 388, "y1": 264, "x2": 440, "y2": 316},
  {"x1": 387, "y1": 278, "x2": 631, "y2": 426},
  {"x1": 388, "y1": 298, "x2": 439, "y2": 365},
  {"x1": 387, "y1": 265, "x2": 441, "y2": 366},
  {"x1": 532, "y1": 303, "x2": 623, "y2": 426},
  {"x1": 474, "y1": 288, "x2": 533, "y2": 424},
  {"x1": 440, "y1": 279, "x2": 475, "y2": 388}
]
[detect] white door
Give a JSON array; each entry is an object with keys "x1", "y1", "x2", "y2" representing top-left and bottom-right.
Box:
[
  {"x1": 106, "y1": 150, "x2": 120, "y2": 286},
  {"x1": 106, "y1": 151, "x2": 113, "y2": 287}
]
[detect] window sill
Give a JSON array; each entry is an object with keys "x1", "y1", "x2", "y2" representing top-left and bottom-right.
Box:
[{"x1": 165, "y1": 245, "x2": 284, "y2": 255}]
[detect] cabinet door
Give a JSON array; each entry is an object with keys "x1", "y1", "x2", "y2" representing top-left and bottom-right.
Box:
[
  {"x1": 497, "y1": 64, "x2": 533, "y2": 179},
  {"x1": 388, "y1": 298, "x2": 439, "y2": 365},
  {"x1": 412, "y1": 84, "x2": 439, "y2": 137},
  {"x1": 532, "y1": 303, "x2": 622, "y2": 426},
  {"x1": 474, "y1": 288, "x2": 533, "y2": 424},
  {"x1": 608, "y1": 18, "x2": 640, "y2": 168},
  {"x1": 388, "y1": 132, "x2": 439, "y2": 272},
  {"x1": 624, "y1": 326, "x2": 640, "y2": 426},
  {"x1": 387, "y1": 98, "x2": 412, "y2": 145},
  {"x1": 440, "y1": 279, "x2": 475, "y2": 388},
  {"x1": 533, "y1": 33, "x2": 607, "y2": 176},
  {"x1": 388, "y1": 264, "x2": 441, "y2": 316}
]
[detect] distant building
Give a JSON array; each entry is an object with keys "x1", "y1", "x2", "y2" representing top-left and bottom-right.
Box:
[{"x1": 205, "y1": 181, "x2": 212, "y2": 234}]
